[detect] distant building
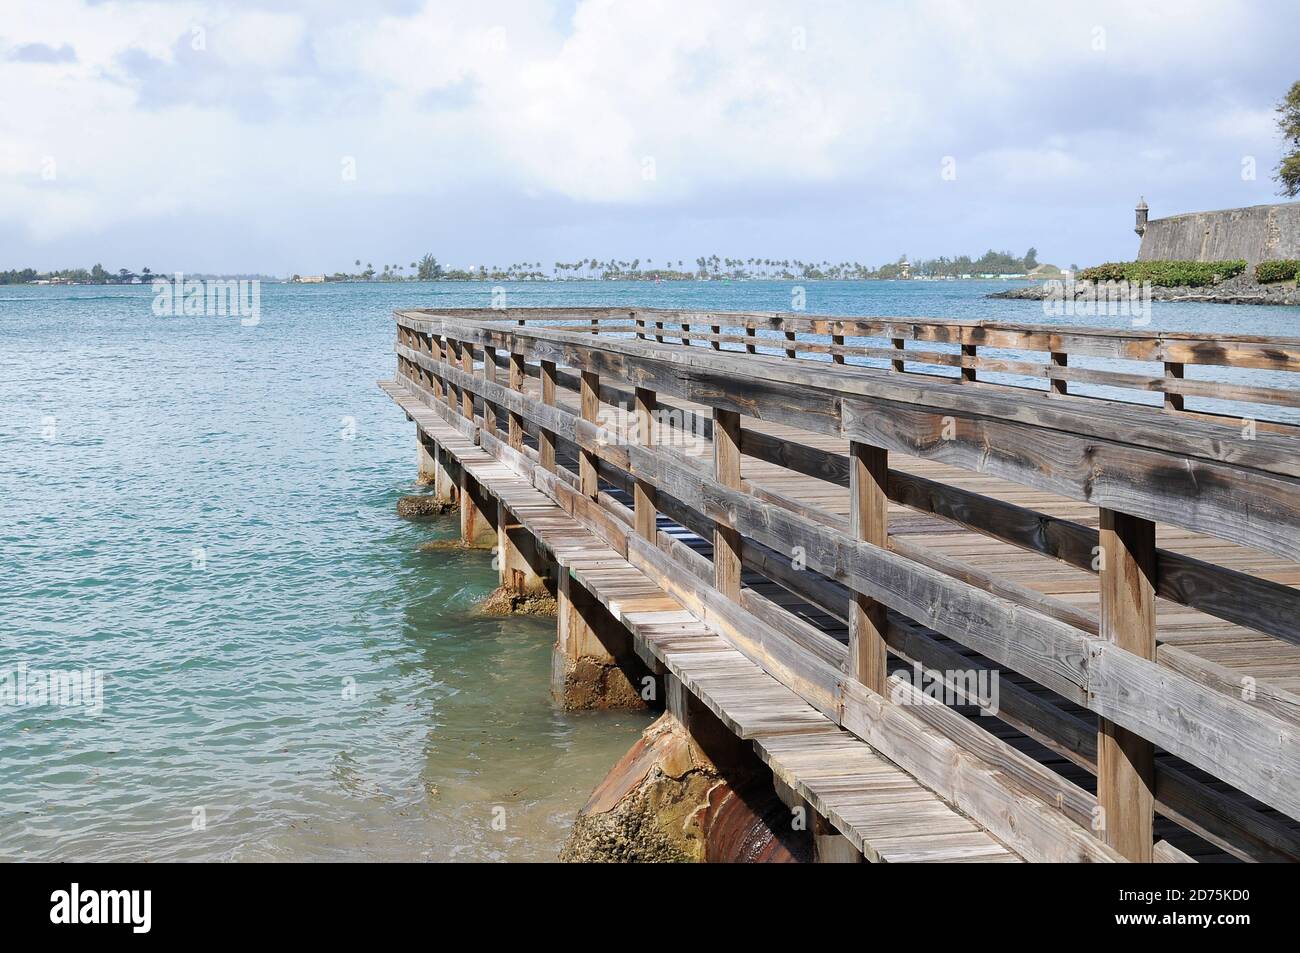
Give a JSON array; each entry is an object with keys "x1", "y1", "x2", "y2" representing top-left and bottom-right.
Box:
[
  {"x1": 899, "y1": 259, "x2": 912, "y2": 279},
  {"x1": 1135, "y1": 199, "x2": 1300, "y2": 264}
]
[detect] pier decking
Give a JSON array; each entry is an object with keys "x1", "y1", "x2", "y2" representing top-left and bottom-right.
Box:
[{"x1": 383, "y1": 307, "x2": 1300, "y2": 863}]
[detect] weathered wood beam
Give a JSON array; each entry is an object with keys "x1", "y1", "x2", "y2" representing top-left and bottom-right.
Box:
[
  {"x1": 579, "y1": 370, "x2": 600, "y2": 498},
  {"x1": 540, "y1": 359, "x2": 557, "y2": 472},
  {"x1": 634, "y1": 387, "x2": 657, "y2": 542},
  {"x1": 713, "y1": 409, "x2": 742, "y2": 600},
  {"x1": 849, "y1": 441, "x2": 889, "y2": 695},
  {"x1": 1097, "y1": 509, "x2": 1157, "y2": 862}
]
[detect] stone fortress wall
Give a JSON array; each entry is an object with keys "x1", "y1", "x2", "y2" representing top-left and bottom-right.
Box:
[{"x1": 1137, "y1": 202, "x2": 1300, "y2": 264}]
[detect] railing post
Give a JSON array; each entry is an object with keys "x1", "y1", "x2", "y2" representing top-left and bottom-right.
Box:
[
  {"x1": 849, "y1": 440, "x2": 889, "y2": 694},
  {"x1": 960, "y1": 343, "x2": 977, "y2": 382},
  {"x1": 1050, "y1": 351, "x2": 1068, "y2": 396},
  {"x1": 1097, "y1": 508, "x2": 1156, "y2": 862},
  {"x1": 681, "y1": 321, "x2": 691, "y2": 347},
  {"x1": 508, "y1": 351, "x2": 525, "y2": 451},
  {"x1": 633, "y1": 387, "x2": 657, "y2": 541},
  {"x1": 654, "y1": 320, "x2": 664, "y2": 344},
  {"x1": 445, "y1": 338, "x2": 463, "y2": 414},
  {"x1": 784, "y1": 329, "x2": 797, "y2": 359},
  {"x1": 710, "y1": 324, "x2": 721, "y2": 351},
  {"x1": 635, "y1": 313, "x2": 646, "y2": 340},
  {"x1": 429, "y1": 334, "x2": 445, "y2": 402},
  {"x1": 1163, "y1": 361, "x2": 1185, "y2": 411},
  {"x1": 460, "y1": 338, "x2": 475, "y2": 420},
  {"x1": 891, "y1": 336, "x2": 905, "y2": 373},
  {"x1": 832, "y1": 332, "x2": 845, "y2": 365},
  {"x1": 540, "y1": 360, "x2": 557, "y2": 472},
  {"x1": 713, "y1": 409, "x2": 742, "y2": 600},
  {"x1": 579, "y1": 370, "x2": 600, "y2": 498},
  {"x1": 745, "y1": 326, "x2": 756, "y2": 354},
  {"x1": 482, "y1": 344, "x2": 497, "y2": 437}
]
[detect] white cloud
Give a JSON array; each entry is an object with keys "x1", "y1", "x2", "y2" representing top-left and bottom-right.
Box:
[{"x1": 0, "y1": 0, "x2": 1292, "y2": 267}]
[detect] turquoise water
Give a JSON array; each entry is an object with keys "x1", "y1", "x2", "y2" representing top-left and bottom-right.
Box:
[{"x1": 2, "y1": 280, "x2": 1297, "y2": 862}]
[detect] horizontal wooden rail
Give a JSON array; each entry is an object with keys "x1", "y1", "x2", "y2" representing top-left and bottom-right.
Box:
[{"x1": 404, "y1": 307, "x2": 1300, "y2": 425}]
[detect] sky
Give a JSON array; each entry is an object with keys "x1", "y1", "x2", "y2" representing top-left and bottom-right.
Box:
[{"x1": 1, "y1": 0, "x2": 1297, "y2": 276}]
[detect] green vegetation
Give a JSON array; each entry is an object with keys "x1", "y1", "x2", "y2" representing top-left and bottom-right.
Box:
[
  {"x1": 1077, "y1": 260, "x2": 1247, "y2": 288},
  {"x1": 6, "y1": 247, "x2": 1049, "y2": 285},
  {"x1": 1, "y1": 265, "x2": 153, "y2": 285},
  {"x1": 321, "y1": 248, "x2": 1044, "y2": 281},
  {"x1": 1255, "y1": 259, "x2": 1300, "y2": 283},
  {"x1": 1276, "y1": 80, "x2": 1300, "y2": 198}
]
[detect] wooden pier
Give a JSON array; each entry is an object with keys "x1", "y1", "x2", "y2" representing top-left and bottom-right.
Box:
[{"x1": 382, "y1": 307, "x2": 1300, "y2": 863}]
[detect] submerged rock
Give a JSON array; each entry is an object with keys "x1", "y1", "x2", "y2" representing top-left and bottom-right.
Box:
[
  {"x1": 479, "y1": 586, "x2": 558, "y2": 617},
  {"x1": 397, "y1": 495, "x2": 455, "y2": 518}
]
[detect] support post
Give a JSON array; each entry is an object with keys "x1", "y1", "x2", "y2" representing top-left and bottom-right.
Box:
[
  {"x1": 712, "y1": 409, "x2": 742, "y2": 600},
  {"x1": 710, "y1": 324, "x2": 721, "y2": 351},
  {"x1": 1164, "y1": 361, "x2": 1185, "y2": 411},
  {"x1": 784, "y1": 329, "x2": 797, "y2": 359},
  {"x1": 832, "y1": 333, "x2": 845, "y2": 365},
  {"x1": 497, "y1": 499, "x2": 549, "y2": 594},
  {"x1": 580, "y1": 370, "x2": 600, "y2": 498},
  {"x1": 1050, "y1": 351, "x2": 1068, "y2": 396},
  {"x1": 849, "y1": 440, "x2": 889, "y2": 694},
  {"x1": 1097, "y1": 508, "x2": 1156, "y2": 862},
  {"x1": 960, "y1": 343, "x2": 977, "y2": 382},
  {"x1": 460, "y1": 338, "x2": 475, "y2": 421},
  {"x1": 552, "y1": 570, "x2": 653, "y2": 710},
  {"x1": 430, "y1": 335, "x2": 445, "y2": 402},
  {"x1": 482, "y1": 344, "x2": 497, "y2": 437},
  {"x1": 445, "y1": 339, "x2": 462, "y2": 415},
  {"x1": 540, "y1": 360, "x2": 557, "y2": 472},
  {"x1": 634, "y1": 387, "x2": 657, "y2": 542},
  {"x1": 433, "y1": 444, "x2": 457, "y2": 503},
  {"x1": 508, "y1": 351, "x2": 525, "y2": 451},
  {"x1": 745, "y1": 327, "x2": 756, "y2": 354},
  {"x1": 417, "y1": 428, "x2": 437, "y2": 485},
  {"x1": 891, "y1": 336, "x2": 905, "y2": 373},
  {"x1": 458, "y1": 469, "x2": 497, "y2": 547}
]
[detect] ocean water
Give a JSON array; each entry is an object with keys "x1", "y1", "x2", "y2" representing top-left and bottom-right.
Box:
[{"x1": 2, "y1": 279, "x2": 1297, "y2": 862}]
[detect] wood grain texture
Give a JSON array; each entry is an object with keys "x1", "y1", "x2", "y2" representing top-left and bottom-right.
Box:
[
  {"x1": 712, "y1": 408, "x2": 742, "y2": 601},
  {"x1": 849, "y1": 440, "x2": 889, "y2": 694},
  {"x1": 1097, "y1": 509, "x2": 1157, "y2": 862}
]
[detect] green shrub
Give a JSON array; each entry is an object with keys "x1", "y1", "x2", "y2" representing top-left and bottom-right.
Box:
[
  {"x1": 1255, "y1": 259, "x2": 1300, "y2": 283},
  {"x1": 1076, "y1": 259, "x2": 1247, "y2": 287}
]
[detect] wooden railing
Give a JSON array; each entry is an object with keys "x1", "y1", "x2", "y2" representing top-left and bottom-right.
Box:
[
  {"x1": 403, "y1": 306, "x2": 1300, "y2": 425},
  {"x1": 392, "y1": 307, "x2": 1300, "y2": 863}
]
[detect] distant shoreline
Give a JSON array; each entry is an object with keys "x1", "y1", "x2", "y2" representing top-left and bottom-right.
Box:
[
  {"x1": 990, "y1": 275, "x2": 1300, "y2": 306},
  {"x1": 10, "y1": 275, "x2": 1039, "y2": 287}
]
